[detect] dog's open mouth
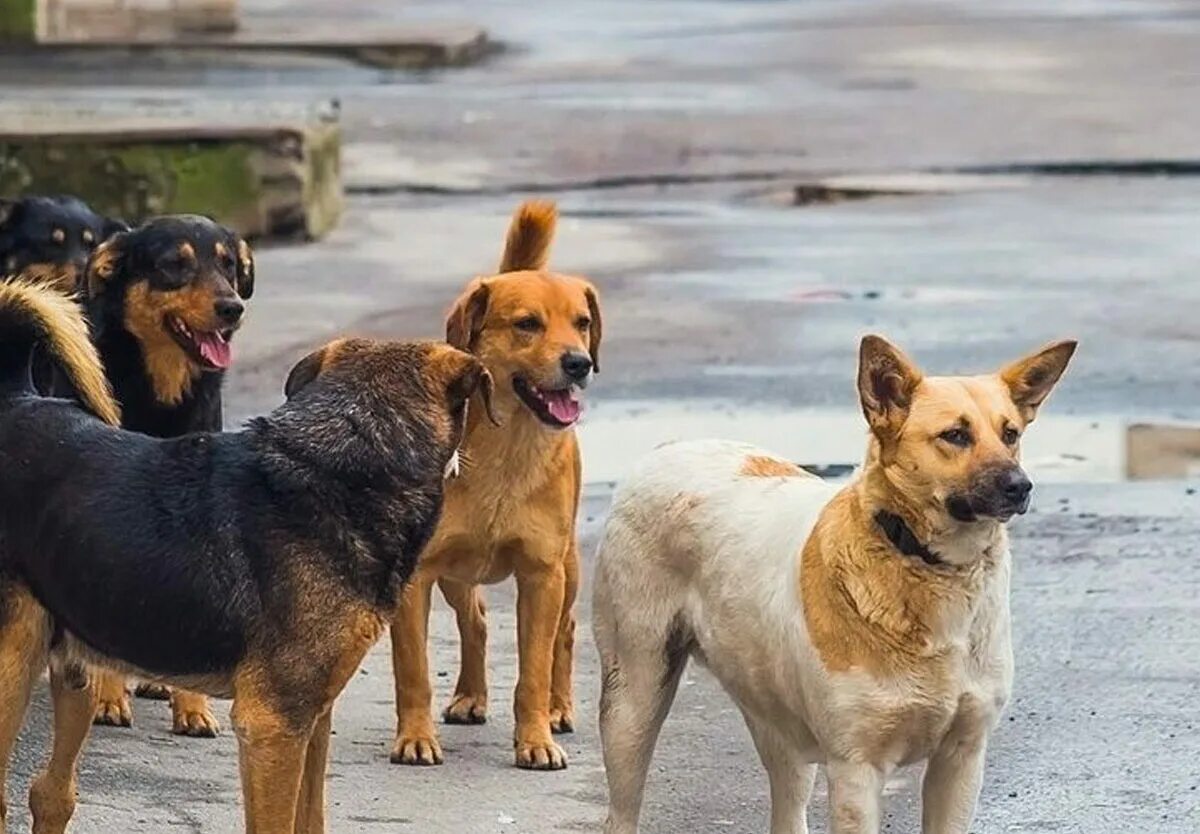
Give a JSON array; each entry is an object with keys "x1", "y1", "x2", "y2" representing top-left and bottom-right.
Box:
[
  {"x1": 513, "y1": 376, "x2": 582, "y2": 428},
  {"x1": 166, "y1": 316, "x2": 234, "y2": 371}
]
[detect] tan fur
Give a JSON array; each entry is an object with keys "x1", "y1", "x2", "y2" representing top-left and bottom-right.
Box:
[
  {"x1": 739, "y1": 455, "x2": 804, "y2": 478},
  {"x1": 498, "y1": 200, "x2": 558, "y2": 273},
  {"x1": 391, "y1": 200, "x2": 599, "y2": 770},
  {"x1": 9, "y1": 263, "x2": 79, "y2": 294},
  {"x1": 0, "y1": 281, "x2": 119, "y2": 426},
  {"x1": 121, "y1": 282, "x2": 216, "y2": 406}
]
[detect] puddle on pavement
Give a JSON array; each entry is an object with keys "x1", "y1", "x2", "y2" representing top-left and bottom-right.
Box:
[{"x1": 578, "y1": 399, "x2": 1128, "y2": 486}]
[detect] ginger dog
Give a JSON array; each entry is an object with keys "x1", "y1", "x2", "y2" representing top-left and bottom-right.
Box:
[
  {"x1": 390, "y1": 200, "x2": 601, "y2": 770},
  {"x1": 594, "y1": 335, "x2": 1076, "y2": 833}
]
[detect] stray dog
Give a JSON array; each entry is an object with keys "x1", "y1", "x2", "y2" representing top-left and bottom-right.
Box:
[
  {"x1": 390, "y1": 200, "x2": 601, "y2": 770},
  {"x1": 78, "y1": 215, "x2": 255, "y2": 736},
  {"x1": 0, "y1": 279, "x2": 493, "y2": 834},
  {"x1": 0, "y1": 194, "x2": 124, "y2": 293},
  {"x1": 594, "y1": 335, "x2": 1076, "y2": 833}
]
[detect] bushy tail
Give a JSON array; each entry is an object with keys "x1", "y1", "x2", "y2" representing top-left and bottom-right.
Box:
[
  {"x1": 0, "y1": 280, "x2": 119, "y2": 426},
  {"x1": 498, "y1": 199, "x2": 557, "y2": 273}
]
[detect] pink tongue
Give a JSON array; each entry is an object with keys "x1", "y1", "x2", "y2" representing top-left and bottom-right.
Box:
[
  {"x1": 543, "y1": 389, "x2": 581, "y2": 424},
  {"x1": 197, "y1": 333, "x2": 233, "y2": 369}
]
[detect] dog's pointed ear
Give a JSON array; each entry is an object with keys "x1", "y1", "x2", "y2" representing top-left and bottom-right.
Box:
[
  {"x1": 583, "y1": 280, "x2": 602, "y2": 373},
  {"x1": 858, "y1": 335, "x2": 923, "y2": 442},
  {"x1": 235, "y1": 238, "x2": 255, "y2": 299},
  {"x1": 285, "y1": 340, "x2": 344, "y2": 400},
  {"x1": 999, "y1": 339, "x2": 1077, "y2": 423},
  {"x1": 445, "y1": 280, "x2": 490, "y2": 352},
  {"x1": 83, "y1": 231, "x2": 128, "y2": 298}
]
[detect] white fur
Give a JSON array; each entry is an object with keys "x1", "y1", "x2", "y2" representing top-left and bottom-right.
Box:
[{"x1": 594, "y1": 440, "x2": 1013, "y2": 834}]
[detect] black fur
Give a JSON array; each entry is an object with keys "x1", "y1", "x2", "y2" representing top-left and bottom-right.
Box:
[
  {"x1": 0, "y1": 194, "x2": 124, "y2": 280},
  {"x1": 0, "y1": 339, "x2": 474, "y2": 700}
]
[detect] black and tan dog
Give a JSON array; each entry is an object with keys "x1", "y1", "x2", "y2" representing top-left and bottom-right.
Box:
[
  {"x1": 0, "y1": 194, "x2": 124, "y2": 293},
  {"x1": 76, "y1": 214, "x2": 255, "y2": 736},
  {"x1": 0, "y1": 279, "x2": 492, "y2": 834}
]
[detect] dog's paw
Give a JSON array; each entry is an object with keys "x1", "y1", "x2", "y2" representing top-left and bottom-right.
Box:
[
  {"x1": 514, "y1": 739, "x2": 568, "y2": 771},
  {"x1": 134, "y1": 682, "x2": 171, "y2": 701},
  {"x1": 93, "y1": 695, "x2": 133, "y2": 727},
  {"x1": 390, "y1": 733, "x2": 444, "y2": 766},
  {"x1": 443, "y1": 693, "x2": 488, "y2": 725},
  {"x1": 549, "y1": 706, "x2": 575, "y2": 735},
  {"x1": 171, "y1": 703, "x2": 220, "y2": 738}
]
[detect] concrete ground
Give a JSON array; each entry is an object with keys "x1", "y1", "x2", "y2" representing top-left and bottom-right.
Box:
[{"x1": 4, "y1": 1, "x2": 1200, "y2": 832}]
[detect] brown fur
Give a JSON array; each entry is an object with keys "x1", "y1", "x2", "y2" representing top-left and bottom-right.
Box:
[
  {"x1": 739, "y1": 455, "x2": 804, "y2": 478},
  {"x1": 390, "y1": 200, "x2": 600, "y2": 770},
  {"x1": 122, "y1": 281, "x2": 226, "y2": 406},
  {"x1": 498, "y1": 200, "x2": 557, "y2": 273},
  {"x1": 801, "y1": 336, "x2": 1076, "y2": 678},
  {"x1": 0, "y1": 281, "x2": 119, "y2": 425}
]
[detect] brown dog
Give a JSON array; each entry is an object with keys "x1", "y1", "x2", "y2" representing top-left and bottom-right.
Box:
[{"x1": 390, "y1": 200, "x2": 601, "y2": 770}]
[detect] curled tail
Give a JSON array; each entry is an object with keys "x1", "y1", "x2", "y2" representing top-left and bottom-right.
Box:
[
  {"x1": 0, "y1": 280, "x2": 119, "y2": 426},
  {"x1": 498, "y1": 199, "x2": 557, "y2": 273}
]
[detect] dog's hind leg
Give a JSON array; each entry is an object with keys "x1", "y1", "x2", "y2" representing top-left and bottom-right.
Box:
[
  {"x1": 293, "y1": 709, "x2": 331, "y2": 834},
  {"x1": 549, "y1": 541, "x2": 579, "y2": 735},
  {"x1": 593, "y1": 573, "x2": 687, "y2": 834},
  {"x1": 90, "y1": 669, "x2": 132, "y2": 727},
  {"x1": 29, "y1": 659, "x2": 95, "y2": 834},
  {"x1": 170, "y1": 689, "x2": 220, "y2": 738},
  {"x1": 0, "y1": 587, "x2": 50, "y2": 834},
  {"x1": 744, "y1": 712, "x2": 816, "y2": 834},
  {"x1": 438, "y1": 579, "x2": 489, "y2": 726}
]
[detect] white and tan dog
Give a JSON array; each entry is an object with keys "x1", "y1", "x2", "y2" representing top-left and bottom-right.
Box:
[{"x1": 593, "y1": 334, "x2": 1076, "y2": 834}]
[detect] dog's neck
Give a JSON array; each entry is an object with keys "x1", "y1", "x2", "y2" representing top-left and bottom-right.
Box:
[
  {"x1": 857, "y1": 461, "x2": 1008, "y2": 570},
  {"x1": 459, "y1": 389, "x2": 575, "y2": 477}
]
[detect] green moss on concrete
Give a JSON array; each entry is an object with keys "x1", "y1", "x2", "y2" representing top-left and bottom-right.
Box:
[{"x1": 0, "y1": 0, "x2": 36, "y2": 40}]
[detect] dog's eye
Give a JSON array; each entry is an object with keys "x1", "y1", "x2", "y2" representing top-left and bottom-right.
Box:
[
  {"x1": 938, "y1": 427, "x2": 972, "y2": 447},
  {"x1": 575, "y1": 316, "x2": 591, "y2": 331},
  {"x1": 514, "y1": 316, "x2": 543, "y2": 333},
  {"x1": 1002, "y1": 426, "x2": 1020, "y2": 445}
]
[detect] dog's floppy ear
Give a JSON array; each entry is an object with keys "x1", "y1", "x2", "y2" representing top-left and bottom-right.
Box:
[
  {"x1": 445, "y1": 279, "x2": 490, "y2": 352},
  {"x1": 583, "y1": 280, "x2": 602, "y2": 373},
  {"x1": 83, "y1": 231, "x2": 128, "y2": 298},
  {"x1": 444, "y1": 352, "x2": 501, "y2": 427},
  {"x1": 235, "y1": 238, "x2": 255, "y2": 300},
  {"x1": 858, "y1": 335, "x2": 923, "y2": 447},
  {"x1": 999, "y1": 339, "x2": 1077, "y2": 423},
  {"x1": 285, "y1": 340, "x2": 344, "y2": 400}
]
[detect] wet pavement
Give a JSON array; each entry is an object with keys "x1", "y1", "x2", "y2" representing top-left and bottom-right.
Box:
[{"x1": 4, "y1": 1, "x2": 1200, "y2": 832}]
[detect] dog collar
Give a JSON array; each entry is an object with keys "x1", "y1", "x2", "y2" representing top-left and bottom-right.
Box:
[{"x1": 874, "y1": 510, "x2": 943, "y2": 567}]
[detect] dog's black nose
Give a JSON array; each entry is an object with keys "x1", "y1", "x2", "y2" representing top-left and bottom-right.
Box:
[
  {"x1": 214, "y1": 298, "x2": 244, "y2": 325},
  {"x1": 998, "y1": 468, "x2": 1033, "y2": 502},
  {"x1": 561, "y1": 351, "x2": 593, "y2": 381}
]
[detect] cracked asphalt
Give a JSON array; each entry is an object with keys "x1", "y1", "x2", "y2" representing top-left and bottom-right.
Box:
[{"x1": 3, "y1": 1, "x2": 1200, "y2": 832}]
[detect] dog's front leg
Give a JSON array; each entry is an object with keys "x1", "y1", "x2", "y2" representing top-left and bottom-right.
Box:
[
  {"x1": 0, "y1": 588, "x2": 50, "y2": 834},
  {"x1": 549, "y1": 542, "x2": 579, "y2": 735},
  {"x1": 389, "y1": 576, "x2": 443, "y2": 765},
  {"x1": 826, "y1": 760, "x2": 885, "y2": 834},
  {"x1": 90, "y1": 669, "x2": 132, "y2": 727},
  {"x1": 231, "y1": 697, "x2": 309, "y2": 834},
  {"x1": 920, "y1": 735, "x2": 987, "y2": 834},
  {"x1": 293, "y1": 710, "x2": 332, "y2": 834},
  {"x1": 513, "y1": 559, "x2": 567, "y2": 770}
]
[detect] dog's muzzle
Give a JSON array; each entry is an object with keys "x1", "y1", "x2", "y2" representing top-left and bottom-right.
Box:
[{"x1": 947, "y1": 466, "x2": 1033, "y2": 522}]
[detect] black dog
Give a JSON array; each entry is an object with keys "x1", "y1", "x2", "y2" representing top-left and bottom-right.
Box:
[
  {"x1": 0, "y1": 279, "x2": 490, "y2": 834},
  {"x1": 74, "y1": 214, "x2": 256, "y2": 733},
  {"x1": 0, "y1": 195, "x2": 125, "y2": 292}
]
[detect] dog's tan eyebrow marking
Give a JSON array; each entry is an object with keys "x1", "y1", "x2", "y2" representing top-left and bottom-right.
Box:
[
  {"x1": 82, "y1": 229, "x2": 95, "y2": 244},
  {"x1": 179, "y1": 242, "x2": 196, "y2": 259},
  {"x1": 214, "y1": 242, "x2": 228, "y2": 259},
  {"x1": 51, "y1": 228, "x2": 65, "y2": 244}
]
